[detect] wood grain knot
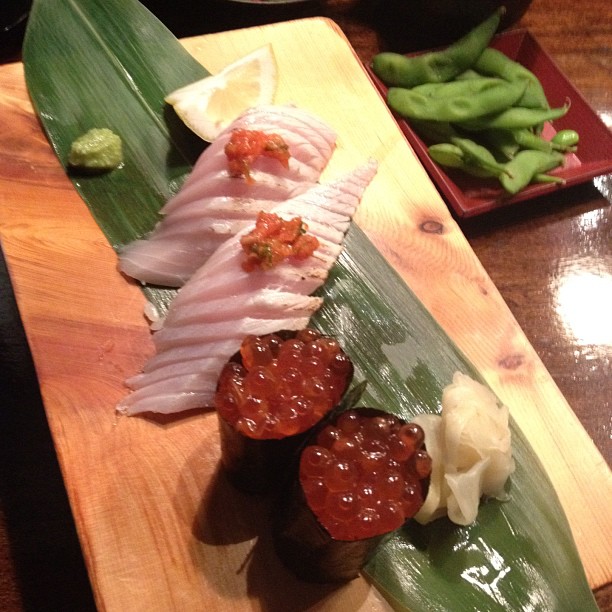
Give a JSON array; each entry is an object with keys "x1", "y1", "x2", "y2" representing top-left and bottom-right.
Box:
[
  {"x1": 419, "y1": 220, "x2": 445, "y2": 234},
  {"x1": 498, "y1": 354, "x2": 525, "y2": 370}
]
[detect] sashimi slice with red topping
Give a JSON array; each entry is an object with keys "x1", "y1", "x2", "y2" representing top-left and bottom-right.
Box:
[
  {"x1": 118, "y1": 105, "x2": 337, "y2": 287},
  {"x1": 117, "y1": 159, "x2": 378, "y2": 416}
]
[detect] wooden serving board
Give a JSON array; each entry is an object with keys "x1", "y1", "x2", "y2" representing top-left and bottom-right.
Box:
[{"x1": 0, "y1": 17, "x2": 610, "y2": 610}]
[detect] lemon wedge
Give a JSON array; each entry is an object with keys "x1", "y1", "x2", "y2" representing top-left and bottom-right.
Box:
[{"x1": 165, "y1": 45, "x2": 278, "y2": 142}]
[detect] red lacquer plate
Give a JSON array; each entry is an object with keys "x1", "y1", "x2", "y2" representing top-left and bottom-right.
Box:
[{"x1": 366, "y1": 29, "x2": 612, "y2": 217}]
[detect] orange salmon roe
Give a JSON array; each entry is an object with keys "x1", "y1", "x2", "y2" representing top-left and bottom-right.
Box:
[
  {"x1": 225, "y1": 128, "x2": 290, "y2": 183},
  {"x1": 299, "y1": 410, "x2": 431, "y2": 541},
  {"x1": 214, "y1": 329, "x2": 353, "y2": 440},
  {"x1": 240, "y1": 211, "x2": 320, "y2": 272}
]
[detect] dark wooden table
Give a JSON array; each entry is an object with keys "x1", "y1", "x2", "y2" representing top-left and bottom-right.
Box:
[{"x1": 1, "y1": 0, "x2": 610, "y2": 609}]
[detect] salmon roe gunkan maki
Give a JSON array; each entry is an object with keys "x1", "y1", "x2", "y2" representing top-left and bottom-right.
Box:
[
  {"x1": 214, "y1": 329, "x2": 353, "y2": 493},
  {"x1": 274, "y1": 408, "x2": 431, "y2": 583},
  {"x1": 215, "y1": 329, "x2": 353, "y2": 440},
  {"x1": 300, "y1": 410, "x2": 431, "y2": 541}
]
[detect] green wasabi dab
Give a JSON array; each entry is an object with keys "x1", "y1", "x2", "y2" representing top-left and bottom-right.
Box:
[{"x1": 68, "y1": 128, "x2": 123, "y2": 172}]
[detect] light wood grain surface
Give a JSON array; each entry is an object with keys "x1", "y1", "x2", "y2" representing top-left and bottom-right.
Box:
[{"x1": 0, "y1": 17, "x2": 610, "y2": 610}]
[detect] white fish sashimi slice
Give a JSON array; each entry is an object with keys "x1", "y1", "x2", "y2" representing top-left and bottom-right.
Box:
[
  {"x1": 119, "y1": 182, "x2": 310, "y2": 287},
  {"x1": 119, "y1": 244, "x2": 222, "y2": 288},
  {"x1": 165, "y1": 136, "x2": 323, "y2": 187},
  {"x1": 118, "y1": 105, "x2": 337, "y2": 288},
  {"x1": 160, "y1": 290, "x2": 323, "y2": 327},
  {"x1": 180, "y1": 167, "x2": 375, "y2": 284},
  {"x1": 158, "y1": 263, "x2": 327, "y2": 311},
  {"x1": 117, "y1": 159, "x2": 378, "y2": 416},
  {"x1": 142, "y1": 338, "x2": 243, "y2": 372},
  {"x1": 145, "y1": 182, "x2": 303, "y2": 244},
  {"x1": 162, "y1": 106, "x2": 336, "y2": 214},
  {"x1": 117, "y1": 380, "x2": 220, "y2": 415},
  {"x1": 160, "y1": 162, "x2": 316, "y2": 216},
  {"x1": 127, "y1": 356, "x2": 227, "y2": 390},
  {"x1": 135, "y1": 292, "x2": 316, "y2": 389},
  {"x1": 164, "y1": 160, "x2": 378, "y2": 317},
  {"x1": 152, "y1": 294, "x2": 322, "y2": 356},
  {"x1": 154, "y1": 314, "x2": 318, "y2": 352},
  {"x1": 176, "y1": 236, "x2": 337, "y2": 295},
  {"x1": 153, "y1": 196, "x2": 268, "y2": 227}
]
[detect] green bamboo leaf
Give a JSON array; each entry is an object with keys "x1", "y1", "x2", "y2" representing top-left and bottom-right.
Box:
[{"x1": 23, "y1": 0, "x2": 598, "y2": 610}]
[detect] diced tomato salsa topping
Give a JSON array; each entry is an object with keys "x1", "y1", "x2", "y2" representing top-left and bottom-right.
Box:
[
  {"x1": 224, "y1": 128, "x2": 290, "y2": 183},
  {"x1": 240, "y1": 211, "x2": 320, "y2": 272}
]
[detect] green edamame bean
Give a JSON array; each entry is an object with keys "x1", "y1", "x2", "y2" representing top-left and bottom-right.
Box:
[
  {"x1": 387, "y1": 78, "x2": 526, "y2": 122},
  {"x1": 551, "y1": 129, "x2": 579, "y2": 148},
  {"x1": 428, "y1": 138, "x2": 508, "y2": 178},
  {"x1": 371, "y1": 8, "x2": 503, "y2": 88},
  {"x1": 450, "y1": 136, "x2": 508, "y2": 177},
  {"x1": 429, "y1": 143, "x2": 499, "y2": 178},
  {"x1": 500, "y1": 150, "x2": 565, "y2": 194},
  {"x1": 458, "y1": 104, "x2": 569, "y2": 131},
  {"x1": 428, "y1": 143, "x2": 466, "y2": 168},
  {"x1": 511, "y1": 128, "x2": 555, "y2": 153},
  {"x1": 512, "y1": 128, "x2": 577, "y2": 153},
  {"x1": 411, "y1": 77, "x2": 513, "y2": 99},
  {"x1": 474, "y1": 48, "x2": 550, "y2": 110}
]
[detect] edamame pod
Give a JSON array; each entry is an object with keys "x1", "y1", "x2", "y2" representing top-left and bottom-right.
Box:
[
  {"x1": 371, "y1": 8, "x2": 503, "y2": 88},
  {"x1": 387, "y1": 78, "x2": 527, "y2": 122},
  {"x1": 411, "y1": 77, "x2": 514, "y2": 98},
  {"x1": 428, "y1": 143, "x2": 465, "y2": 168},
  {"x1": 428, "y1": 143, "x2": 499, "y2": 178},
  {"x1": 450, "y1": 136, "x2": 509, "y2": 177},
  {"x1": 458, "y1": 104, "x2": 569, "y2": 131},
  {"x1": 474, "y1": 47, "x2": 550, "y2": 110},
  {"x1": 428, "y1": 138, "x2": 508, "y2": 178},
  {"x1": 500, "y1": 150, "x2": 565, "y2": 194}
]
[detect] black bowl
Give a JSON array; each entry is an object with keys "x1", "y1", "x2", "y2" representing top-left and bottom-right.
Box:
[{"x1": 358, "y1": 0, "x2": 533, "y2": 52}]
